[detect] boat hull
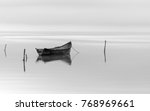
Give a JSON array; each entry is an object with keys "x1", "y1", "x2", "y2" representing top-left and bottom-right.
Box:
[{"x1": 35, "y1": 42, "x2": 72, "y2": 56}]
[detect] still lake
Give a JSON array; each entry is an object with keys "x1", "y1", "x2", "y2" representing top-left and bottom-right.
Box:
[{"x1": 0, "y1": 37, "x2": 150, "y2": 93}]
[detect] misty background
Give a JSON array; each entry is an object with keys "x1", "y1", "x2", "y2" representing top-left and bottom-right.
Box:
[{"x1": 0, "y1": 0, "x2": 150, "y2": 35}]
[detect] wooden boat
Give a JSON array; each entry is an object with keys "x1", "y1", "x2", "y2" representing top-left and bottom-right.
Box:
[
  {"x1": 36, "y1": 54, "x2": 71, "y2": 65},
  {"x1": 35, "y1": 42, "x2": 72, "y2": 56}
]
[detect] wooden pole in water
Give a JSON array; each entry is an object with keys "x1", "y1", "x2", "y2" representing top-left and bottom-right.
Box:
[
  {"x1": 23, "y1": 49, "x2": 26, "y2": 61},
  {"x1": 104, "y1": 40, "x2": 107, "y2": 62},
  {"x1": 4, "y1": 44, "x2": 7, "y2": 57},
  {"x1": 4, "y1": 44, "x2": 7, "y2": 51},
  {"x1": 23, "y1": 58, "x2": 26, "y2": 72},
  {"x1": 23, "y1": 49, "x2": 26, "y2": 72}
]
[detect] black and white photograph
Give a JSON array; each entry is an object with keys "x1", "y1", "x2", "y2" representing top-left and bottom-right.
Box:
[{"x1": 0, "y1": 0, "x2": 150, "y2": 94}]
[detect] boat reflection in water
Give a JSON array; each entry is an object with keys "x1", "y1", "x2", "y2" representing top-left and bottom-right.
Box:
[{"x1": 36, "y1": 54, "x2": 72, "y2": 65}]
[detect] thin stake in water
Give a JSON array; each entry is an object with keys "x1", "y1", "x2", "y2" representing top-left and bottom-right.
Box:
[
  {"x1": 104, "y1": 40, "x2": 107, "y2": 63},
  {"x1": 23, "y1": 49, "x2": 27, "y2": 72},
  {"x1": 23, "y1": 49, "x2": 26, "y2": 61},
  {"x1": 4, "y1": 44, "x2": 7, "y2": 57}
]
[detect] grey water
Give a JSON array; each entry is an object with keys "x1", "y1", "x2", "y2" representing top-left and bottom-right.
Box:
[{"x1": 0, "y1": 37, "x2": 150, "y2": 93}]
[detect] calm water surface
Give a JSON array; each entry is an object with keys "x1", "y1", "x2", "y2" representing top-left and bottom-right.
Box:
[{"x1": 0, "y1": 37, "x2": 150, "y2": 93}]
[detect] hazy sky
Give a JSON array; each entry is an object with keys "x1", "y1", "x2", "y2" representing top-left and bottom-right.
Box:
[{"x1": 0, "y1": 0, "x2": 150, "y2": 32}]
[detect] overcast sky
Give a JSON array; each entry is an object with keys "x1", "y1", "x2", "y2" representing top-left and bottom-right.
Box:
[{"x1": 0, "y1": 0, "x2": 150, "y2": 32}]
